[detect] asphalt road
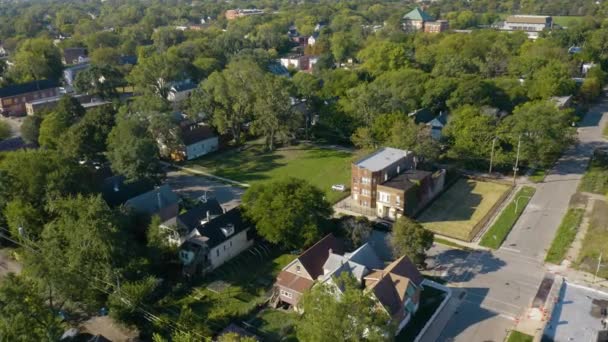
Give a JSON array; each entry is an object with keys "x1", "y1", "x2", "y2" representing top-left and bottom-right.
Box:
[
  {"x1": 165, "y1": 170, "x2": 244, "y2": 211},
  {"x1": 428, "y1": 98, "x2": 608, "y2": 342}
]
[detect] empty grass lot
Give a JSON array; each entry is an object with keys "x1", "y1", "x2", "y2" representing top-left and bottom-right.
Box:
[
  {"x1": 545, "y1": 208, "x2": 585, "y2": 264},
  {"x1": 577, "y1": 200, "x2": 608, "y2": 278},
  {"x1": 579, "y1": 150, "x2": 608, "y2": 194},
  {"x1": 187, "y1": 142, "x2": 355, "y2": 204},
  {"x1": 480, "y1": 186, "x2": 536, "y2": 249},
  {"x1": 506, "y1": 330, "x2": 533, "y2": 342},
  {"x1": 417, "y1": 179, "x2": 511, "y2": 241}
]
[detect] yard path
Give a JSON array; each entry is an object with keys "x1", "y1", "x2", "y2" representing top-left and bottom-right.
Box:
[{"x1": 162, "y1": 162, "x2": 250, "y2": 188}]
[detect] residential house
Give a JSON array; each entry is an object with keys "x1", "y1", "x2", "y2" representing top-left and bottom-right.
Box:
[
  {"x1": 178, "y1": 207, "x2": 255, "y2": 276},
  {"x1": 225, "y1": 9, "x2": 264, "y2": 20},
  {"x1": 158, "y1": 123, "x2": 218, "y2": 162},
  {"x1": 161, "y1": 198, "x2": 224, "y2": 245},
  {"x1": 307, "y1": 32, "x2": 319, "y2": 46},
  {"x1": 364, "y1": 255, "x2": 424, "y2": 334},
  {"x1": 499, "y1": 15, "x2": 553, "y2": 39},
  {"x1": 100, "y1": 175, "x2": 155, "y2": 208},
  {"x1": 273, "y1": 234, "x2": 344, "y2": 308},
  {"x1": 375, "y1": 169, "x2": 446, "y2": 219},
  {"x1": 427, "y1": 111, "x2": 448, "y2": 140},
  {"x1": 351, "y1": 147, "x2": 416, "y2": 208},
  {"x1": 268, "y1": 62, "x2": 290, "y2": 77},
  {"x1": 402, "y1": 8, "x2": 449, "y2": 33},
  {"x1": 280, "y1": 54, "x2": 318, "y2": 72},
  {"x1": 0, "y1": 79, "x2": 60, "y2": 117},
  {"x1": 408, "y1": 108, "x2": 434, "y2": 124},
  {"x1": 167, "y1": 79, "x2": 197, "y2": 102},
  {"x1": 125, "y1": 185, "x2": 180, "y2": 221},
  {"x1": 582, "y1": 62, "x2": 596, "y2": 75},
  {"x1": 319, "y1": 243, "x2": 384, "y2": 286},
  {"x1": 63, "y1": 63, "x2": 90, "y2": 88},
  {"x1": 550, "y1": 95, "x2": 573, "y2": 110},
  {"x1": 26, "y1": 93, "x2": 110, "y2": 116},
  {"x1": 63, "y1": 47, "x2": 89, "y2": 65}
]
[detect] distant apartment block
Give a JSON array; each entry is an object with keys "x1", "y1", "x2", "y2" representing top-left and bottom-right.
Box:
[
  {"x1": 0, "y1": 79, "x2": 59, "y2": 117},
  {"x1": 279, "y1": 55, "x2": 318, "y2": 72},
  {"x1": 225, "y1": 9, "x2": 264, "y2": 20},
  {"x1": 499, "y1": 15, "x2": 553, "y2": 39},
  {"x1": 351, "y1": 147, "x2": 445, "y2": 219},
  {"x1": 402, "y1": 7, "x2": 449, "y2": 33}
]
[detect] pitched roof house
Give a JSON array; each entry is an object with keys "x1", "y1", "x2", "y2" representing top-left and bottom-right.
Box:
[
  {"x1": 402, "y1": 8, "x2": 448, "y2": 33},
  {"x1": 162, "y1": 198, "x2": 224, "y2": 245},
  {"x1": 320, "y1": 243, "x2": 384, "y2": 285},
  {"x1": 125, "y1": 185, "x2": 180, "y2": 221},
  {"x1": 364, "y1": 255, "x2": 424, "y2": 334},
  {"x1": 178, "y1": 207, "x2": 255, "y2": 276},
  {"x1": 63, "y1": 47, "x2": 88, "y2": 65},
  {"x1": 274, "y1": 234, "x2": 344, "y2": 308},
  {"x1": 158, "y1": 124, "x2": 219, "y2": 162}
]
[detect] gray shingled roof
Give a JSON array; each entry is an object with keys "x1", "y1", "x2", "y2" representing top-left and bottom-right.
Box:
[
  {"x1": 125, "y1": 185, "x2": 179, "y2": 216},
  {"x1": 354, "y1": 147, "x2": 410, "y2": 172}
]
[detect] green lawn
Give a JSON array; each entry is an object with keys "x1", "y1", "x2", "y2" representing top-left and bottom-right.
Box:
[
  {"x1": 434, "y1": 237, "x2": 473, "y2": 251},
  {"x1": 418, "y1": 179, "x2": 511, "y2": 241},
  {"x1": 247, "y1": 309, "x2": 299, "y2": 342},
  {"x1": 579, "y1": 150, "x2": 608, "y2": 194},
  {"x1": 396, "y1": 286, "x2": 447, "y2": 341},
  {"x1": 164, "y1": 248, "x2": 297, "y2": 332},
  {"x1": 479, "y1": 186, "x2": 536, "y2": 249},
  {"x1": 187, "y1": 141, "x2": 355, "y2": 204},
  {"x1": 553, "y1": 15, "x2": 585, "y2": 27},
  {"x1": 576, "y1": 200, "x2": 608, "y2": 278},
  {"x1": 0, "y1": 120, "x2": 10, "y2": 141},
  {"x1": 506, "y1": 330, "x2": 534, "y2": 342},
  {"x1": 545, "y1": 208, "x2": 585, "y2": 264}
]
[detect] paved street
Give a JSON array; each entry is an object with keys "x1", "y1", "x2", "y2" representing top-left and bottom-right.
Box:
[
  {"x1": 165, "y1": 170, "x2": 244, "y2": 211},
  {"x1": 426, "y1": 98, "x2": 608, "y2": 342}
]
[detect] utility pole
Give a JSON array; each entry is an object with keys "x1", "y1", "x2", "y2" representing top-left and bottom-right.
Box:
[
  {"x1": 489, "y1": 137, "x2": 497, "y2": 174},
  {"x1": 594, "y1": 252, "x2": 603, "y2": 284},
  {"x1": 513, "y1": 134, "x2": 522, "y2": 185}
]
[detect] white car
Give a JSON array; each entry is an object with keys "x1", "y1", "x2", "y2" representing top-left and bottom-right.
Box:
[{"x1": 331, "y1": 184, "x2": 346, "y2": 192}]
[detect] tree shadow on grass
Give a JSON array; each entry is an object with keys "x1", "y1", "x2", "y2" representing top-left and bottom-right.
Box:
[{"x1": 417, "y1": 179, "x2": 483, "y2": 224}]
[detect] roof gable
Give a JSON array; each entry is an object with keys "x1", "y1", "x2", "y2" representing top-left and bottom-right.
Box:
[
  {"x1": 176, "y1": 198, "x2": 224, "y2": 232},
  {"x1": 125, "y1": 184, "x2": 179, "y2": 215},
  {"x1": 294, "y1": 234, "x2": 344, "y2": 279},
  {"x1": 195, "y1": 207, "x2": 250, "y2": 248},
  {"x1": 403, "y1": 8, "x2": 434, "y2": 22}
]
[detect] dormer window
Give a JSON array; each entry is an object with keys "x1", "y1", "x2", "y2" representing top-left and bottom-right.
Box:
[
  {"x1": 296, "y1": 265, "x2": 301, "y2": 273},
  {"x1": 221, "y1": 223, "x2": 235, "y2": 237}
]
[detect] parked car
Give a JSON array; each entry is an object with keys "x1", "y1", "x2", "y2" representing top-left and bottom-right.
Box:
[{"x1": 331, "y1": 184, "x2": 345, "y2": 191}]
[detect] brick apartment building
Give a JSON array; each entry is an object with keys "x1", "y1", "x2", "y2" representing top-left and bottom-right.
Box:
[
  {"x1": 351, "y1": 147, "x2": 416, "y2": 208},
  {"x1": 0, "y1": 79, "x2": 59, "y2": 117}
]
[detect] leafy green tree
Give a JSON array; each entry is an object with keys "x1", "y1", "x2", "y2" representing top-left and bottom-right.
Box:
[
  {"x1": 10, "y1": 38, "x2": 63, "y2": 82},
  {"x1": 4, "y1": 198, "x2": 46, "y2": 241},
  {"x1": 106, "y1": 114, "x2": 160, "y2": 182},
  {"x1": 443, "y1": 105, "x2": 499, "y2": 168},
  {"x1": 191, "y1": 59, "x2": 263, "y2": 144},
  {"x1": 108, "y1": 276, "x2": 157, "y2": 326},
  {"x1": 389, "y1": 118, "x2": 440, "y2": 162},
  {"x1": 218, "y1": 333, "x2": 258, "y2": 342},
  {"x1": 499, "y1": 101, "x2": 575, "y2": 168},
  {"x1": 0, "y1": 120, "x2": 9, "y2": 141},
  {"x1": 0, "y1": 274, "x2": 64, "y2": 341},
  {"x1": 242, "y1": 178, "x2": 332, "y2": 249},
  {"x1": 579, "y1": 77, "x2": 601, "y2": 103},
  {"x1": 338, "y1": 216, "x2": 373, "y2": 251},
  {"x1": 252, "y1": 75, "x2": 298, "y2": 150},
  {"x1": 74, "y1": 64, "x2": 123, "y2": 99},
  {"x1": 127, "y1": 52, "x2": 182, "y2": 100},
  {"x1": 20, "y1": 115, "x2": 42, "y2": 145},
  {"x1": 62, "y1": 107, "x2": 115, "y2": 160},
  {"x1": 297, "y1": 273, "x2": 393, "y2": 342},
  {"x1": 26, "y1": 195, "x2": 126, "y2": 311},
  {"x1": 527, "y1": 61, "x2": 576, "y2": 99},
  {"x1": 357, "y1": 40, "x2": 410, "y2": 76},
  {"x1": 390, "y1": 216, "x2": 433, "y2": 267},
  {"x1": 38, "y1": 96, "x2": 85, "y2": 149}
]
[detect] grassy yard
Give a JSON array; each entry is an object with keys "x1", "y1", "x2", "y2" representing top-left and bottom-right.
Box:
[
  {"x1": 479, "y1": 186, "x2": 536, "y2": 249},
  {"x1": 246, "y1": 309, "x2": 299, "y2": 341},
  {"x1": 579, "y1": 150, "x2": 608, "y2": 194},
  {"x1": 417, "y1": 179, "x2": 511, "y2": 241},
  {"x1": 187, "y1": 141, "x2": 355, "y2": 204},
  {"x1": 396, "y1": 285, "x2": 447, "y2": 341},
  {"x1": 0, "y1": 120, "x2": 10, "y2": 141},
  {"x1": 576, "y1": 200, "x2": 608, "y2": 278},
  {"x1": 434, "y1": 237, "x2": 473, "y2": 251},
  {"x1": 552, "y1": 16, "x2": 585, "y2": 26},
  {"x1": 506, "y1": 330, "x2": 534, "y2": 342},
  {"x1": 162, "y1": 247, "x2": 297, "y2": 333},
  {"x1": 545, "y1": 208, "x2": 585, "y2": 264}
]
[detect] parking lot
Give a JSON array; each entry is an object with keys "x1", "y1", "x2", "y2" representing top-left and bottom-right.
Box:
[
  {"x1": 165, "y1": 170, "x2": 244, "y2": 211},
  {"x1": 544, "y1": 282, "x2": 608, "y2": 342}
]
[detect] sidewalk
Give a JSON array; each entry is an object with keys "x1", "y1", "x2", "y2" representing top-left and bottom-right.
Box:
[{"x1": 162, "y1": 162, "x2": 250, "y2": 188}]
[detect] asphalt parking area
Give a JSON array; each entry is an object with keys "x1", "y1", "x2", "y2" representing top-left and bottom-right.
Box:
[{"x1": 165, "y1": 170, "x2": 244, "y2": 211}]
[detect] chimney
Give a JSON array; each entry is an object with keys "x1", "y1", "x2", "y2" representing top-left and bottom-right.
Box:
[
  {"x1": 328, "y1": 248, "x2": 333, "y2": 255},
  {"x1": 157, "y1": 191, "x2": 163, "y2": 209},
  {"x1": 206, "y1": 210, "x2": 210, "y2": 222}
]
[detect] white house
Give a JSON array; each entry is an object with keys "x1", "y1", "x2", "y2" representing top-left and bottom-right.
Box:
[
  {"x1": 175, "y1": 205, "x2": 255, "y2": 276},
  {"x1": 167, "y1": 79, "x2": 197, "y2": 102},
  {"x1": 181, "y1": 124, "x2": 218, "y2": 161},
  {"x1": 308, "y1": 33, "x2": 318, "y2": 46},
  {"x1": 499, "y1": 15, "x2": 553, "y2": 39}
]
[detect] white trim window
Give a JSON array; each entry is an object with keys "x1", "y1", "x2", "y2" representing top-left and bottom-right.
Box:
[
  {"x1": 280, "y1": 289, "x2": 293, "y2": 298},
  {"x1": 378, "y1": 192, "x2": 390, "y2": 203},
  {"x1": 361, "y1": 177, "x2": 371, "y2": 185}
]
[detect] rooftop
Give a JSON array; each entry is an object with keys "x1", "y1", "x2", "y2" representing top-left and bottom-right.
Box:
[
  {"x1": 354, "y1": 147, "x2": 411, "y2": 172},
  {"x1": 403, "y1": 7, "x2": 435, "y2": 22},
  {"x1": 194, "y1": 207, "x2": 251, "y2": 248},
  {"x1": 181, "y1": 125, "x2": 216, "y2": 145},
  {"x1": 125, "y1": 184, "x2": 179, "y2": 219},
  {"x1": 0, "y1": 79, "x2": 59, "y2": 98},
  {"x1": 505, "y1": 15, "x2": 552, "y2": 24}
]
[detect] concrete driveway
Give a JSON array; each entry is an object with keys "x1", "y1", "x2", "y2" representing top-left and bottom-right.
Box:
[{"x1": 165, "y1": 170, "x2": 244, "y2": 211}]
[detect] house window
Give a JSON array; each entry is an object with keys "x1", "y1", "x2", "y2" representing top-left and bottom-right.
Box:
[
  {"x1": 361, "y1": 177, "x2": 370, "y2": 185},
  {"x1": 296, "y1": 266, "x2": 301, "y2": 273},
  {"x1": 378, "y1": 192, "x2": 390, "y2": 203},
  {"x1": 280, "y1": 290, "x2": 293, "y2": 298},
  {"x1": 396, "y1": 196, "x2": 401, "y2": 205},
  {"x1": 216, "y1": 249, "x2": 220, "y2": 257},
  {"x1": 362, "y1": 189, "x2": 370, "y2": 196}
]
